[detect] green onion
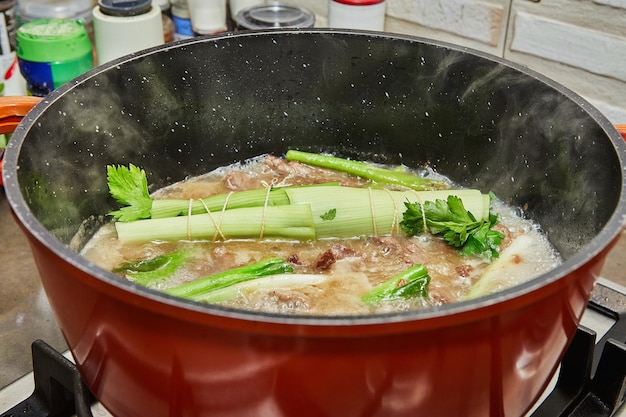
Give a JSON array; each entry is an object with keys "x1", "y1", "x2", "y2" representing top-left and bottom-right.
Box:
[
  {"x1": 285, "y1": 150, "x2": 448, "y2": 190},
  {"x1": 362, "y1": 264, "x2": 430, "y2": 303},
  {"x1": 112, "y1": 250, "x2": 188, "y2": 286},
  {"x1": 163, "y1": 258, "x2": 294, "y2": 299},
  {"x1": 191, "y1": 273, "x2": 326, "y2": 303}
]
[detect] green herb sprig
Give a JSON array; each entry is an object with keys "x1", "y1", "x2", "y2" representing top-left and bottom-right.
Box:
[{"x1": 400, "y1": 195, "x2": 504, "y2": 260}]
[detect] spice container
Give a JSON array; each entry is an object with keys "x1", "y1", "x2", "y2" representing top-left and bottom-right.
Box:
[
  {"x1": 92, "y1": 0, "x2": 164, "y2": 64},
  {"x1": 187, "y1": 0, "x2": 226, "y2": 35},
  {"x1": 17, "y1": 0, "x2": 97, "y2": 48},
  {"x1": 328, "y1": 0, "x2": 386, "y2": 31},
  {"x1": 16, "y1": 18, "x2": 94, "y2": 96},
  {"x1": 171, "y1": 0, "x2": 193, "y2": 40},
  {"x1": 236, "y1": 2, "x2": 314, "y2": 30}
]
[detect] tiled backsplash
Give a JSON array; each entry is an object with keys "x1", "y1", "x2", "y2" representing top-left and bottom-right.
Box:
[{"x1": 282, "y1": 0, "x2": 626, "y2": 124}]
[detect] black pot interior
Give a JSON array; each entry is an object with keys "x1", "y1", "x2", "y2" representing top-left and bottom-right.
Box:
[{"x1": 8, "y1": 30, "x2": 624, "y2": 269}]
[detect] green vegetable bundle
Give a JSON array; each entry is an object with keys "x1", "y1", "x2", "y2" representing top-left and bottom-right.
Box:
[{"x1": 107, "y1": 151, "x2": 502, "y2": 260}]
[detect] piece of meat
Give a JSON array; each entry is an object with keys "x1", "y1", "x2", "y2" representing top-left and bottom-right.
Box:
[
  {"x1": 224, "y1": 170, "x2": 255, "y2": 190},
  {"x1": 315, "y1": 244, "x2": 360, "y2": 270}
]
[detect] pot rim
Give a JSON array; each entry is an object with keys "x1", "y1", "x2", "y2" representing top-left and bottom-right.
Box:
[{"x1": 4, "y1": 28, "x2": 626, "y2": 327}]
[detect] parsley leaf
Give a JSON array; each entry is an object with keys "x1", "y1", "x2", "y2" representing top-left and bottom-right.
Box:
[
  {"x1": 107, "y1": 164, "x2": 153, "y2": 222},
  {"x1": 320, "y1": 208, "x2": 337, "y2": 221},
  {"x1": 400, "y1": 195, "x2": 504, "y2": 260}
]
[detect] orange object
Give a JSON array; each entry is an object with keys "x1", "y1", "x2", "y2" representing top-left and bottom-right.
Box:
[{"x1": 0, "y1": 96, "x2": 41, "y2": 186}]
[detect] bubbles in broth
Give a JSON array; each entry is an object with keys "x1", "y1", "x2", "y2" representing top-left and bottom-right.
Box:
[{"x1": 81, "y1": 154, "x2": 562, "y2": 315}]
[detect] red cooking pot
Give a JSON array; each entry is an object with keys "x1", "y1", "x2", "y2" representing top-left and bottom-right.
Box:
[{"x1": 2, "y1": 30, "x2": 626, "y2": 417}]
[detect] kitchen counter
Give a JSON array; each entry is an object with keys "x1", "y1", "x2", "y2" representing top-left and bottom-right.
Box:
[{"x1": 2, "y1": 186, "x2": 626, "y2": 389}]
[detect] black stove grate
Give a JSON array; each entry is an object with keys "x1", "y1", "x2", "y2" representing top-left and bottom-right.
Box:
[
  {"x1": 530, "y1": 283, "x2": 626, "y2": 417},
  {"x1": 0, "y1": 340, "x2": 93, "y2": 417},
  {"x1": 2, "y1": 283, "x2": 625, "y2": 417}
]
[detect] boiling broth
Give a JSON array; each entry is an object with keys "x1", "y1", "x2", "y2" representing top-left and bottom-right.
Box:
[{"x1": 81, "y1": 155, "x2": 562, "y2": 315}]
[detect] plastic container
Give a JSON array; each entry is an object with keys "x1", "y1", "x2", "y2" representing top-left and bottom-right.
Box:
[
  {"x1": 92, "y1": 0, "x2": 164, "y2": 64},
  {"x1": 328, "y1": 0, "x2": 386, "y2": 31},
  {"x1": 187, "y1": 0, "x2": 226, "y2": 35},
  {"x1": 171, "y1": 0, "x2": 193, "y2": 40},
  {"x1": 236, "y1": 2, "x2": 314, "y2": 30},
  {"x1": 18, "y1": 0, "x2": 97, "y2": 61},
  {"x1": 16, "y1": 18, "x2": 93, "y2": 96}
]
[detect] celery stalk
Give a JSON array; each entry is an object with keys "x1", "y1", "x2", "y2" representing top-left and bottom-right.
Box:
[
  {"x1": 150, "y1": 183, "x2": 340, "y2": 219},
  {"x1": 150, "y1": 188, "x2": 291, "y2": 219},
  {"x1": 164, "y1": 258, "x2": 294, "y2": 299},
  {"x1": 115, "y1": 204, "x2": 316, "y2": 242},
  {"x1": 285, "y1": 150, "x2": 448, "y2": 190}
]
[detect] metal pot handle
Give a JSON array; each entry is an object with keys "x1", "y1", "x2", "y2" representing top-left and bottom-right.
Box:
[{"x1": 0, "y1": 96, "x2": 42, "y2": 186}]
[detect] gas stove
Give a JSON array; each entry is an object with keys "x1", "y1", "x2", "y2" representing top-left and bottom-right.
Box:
[{"x1": 1, "y1": 277, "x2": 625, "y2": 417}]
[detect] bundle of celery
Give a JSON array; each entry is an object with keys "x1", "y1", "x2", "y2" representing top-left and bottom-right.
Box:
[
  {"x1": 114, "y1": 184, "x2": 488, "y2": 241},
  {"x1": 108, "y1": 151, "x2": 502, "y2": 259}
]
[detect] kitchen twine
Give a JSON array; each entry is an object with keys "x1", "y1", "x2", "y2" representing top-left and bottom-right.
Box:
[
  {"x1": 186, "y1": 179, "x2": 277, "y2": 241},
  {"x1": 370, "y1": 187, "x2": 430, "y2": 237},
  {"x1": 185, "y1": 182, "x2": 428, "y2": 241},
  {"x1": 185, "y1": 192, "x2": 234, "y2": 241}
]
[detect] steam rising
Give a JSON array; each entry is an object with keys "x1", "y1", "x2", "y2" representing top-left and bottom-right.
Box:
[{"x1": 9, "y1": 31, "x2": 622, "y2": 257}]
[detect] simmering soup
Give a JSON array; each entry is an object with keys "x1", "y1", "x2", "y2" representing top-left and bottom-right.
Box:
[{"x1": 81, "y1": 153, "x2": 562, "y2": 315}]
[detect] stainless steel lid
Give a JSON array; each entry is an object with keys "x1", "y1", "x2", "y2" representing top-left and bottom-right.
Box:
[{"x1": 235, "y1": 2, "x2": 315, "y2": 30}]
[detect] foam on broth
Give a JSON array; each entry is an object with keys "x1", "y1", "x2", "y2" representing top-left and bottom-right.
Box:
[{"x1": 81, "y1": 155, "x2": 562, "y2": 315}]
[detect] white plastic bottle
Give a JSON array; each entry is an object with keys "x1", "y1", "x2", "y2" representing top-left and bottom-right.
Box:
[
  {"x1": 93, "y1": 0, "x2": 164, "y2": 64},
  {"x1": 328, "y1": 0, "x2": 386, "y2": 31},
  {"x1": 187, "y1": 0, "x2": 227, "y2": 35}
]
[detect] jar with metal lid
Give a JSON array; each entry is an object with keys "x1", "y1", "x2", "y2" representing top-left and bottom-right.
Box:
[
  {"x1": 328, "y1": 0, "x2": 386, "y2": 31},
  {"x1": 235, "y1": 2, "x2": 314, "y2": 30},
  {"x1": 16, "y1": 18, "x2": 94, "y2": 96}
]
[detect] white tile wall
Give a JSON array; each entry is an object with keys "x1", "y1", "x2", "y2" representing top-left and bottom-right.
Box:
[
  {"x1": 279, "y1": 0, "x2": 626, "y2": 123},
  {"x1": 510, "y1": 12, "x2": 626, "y2": 82},
  {"x1": 385, "y1": 0, "x2": 506, "y2": 47}
]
